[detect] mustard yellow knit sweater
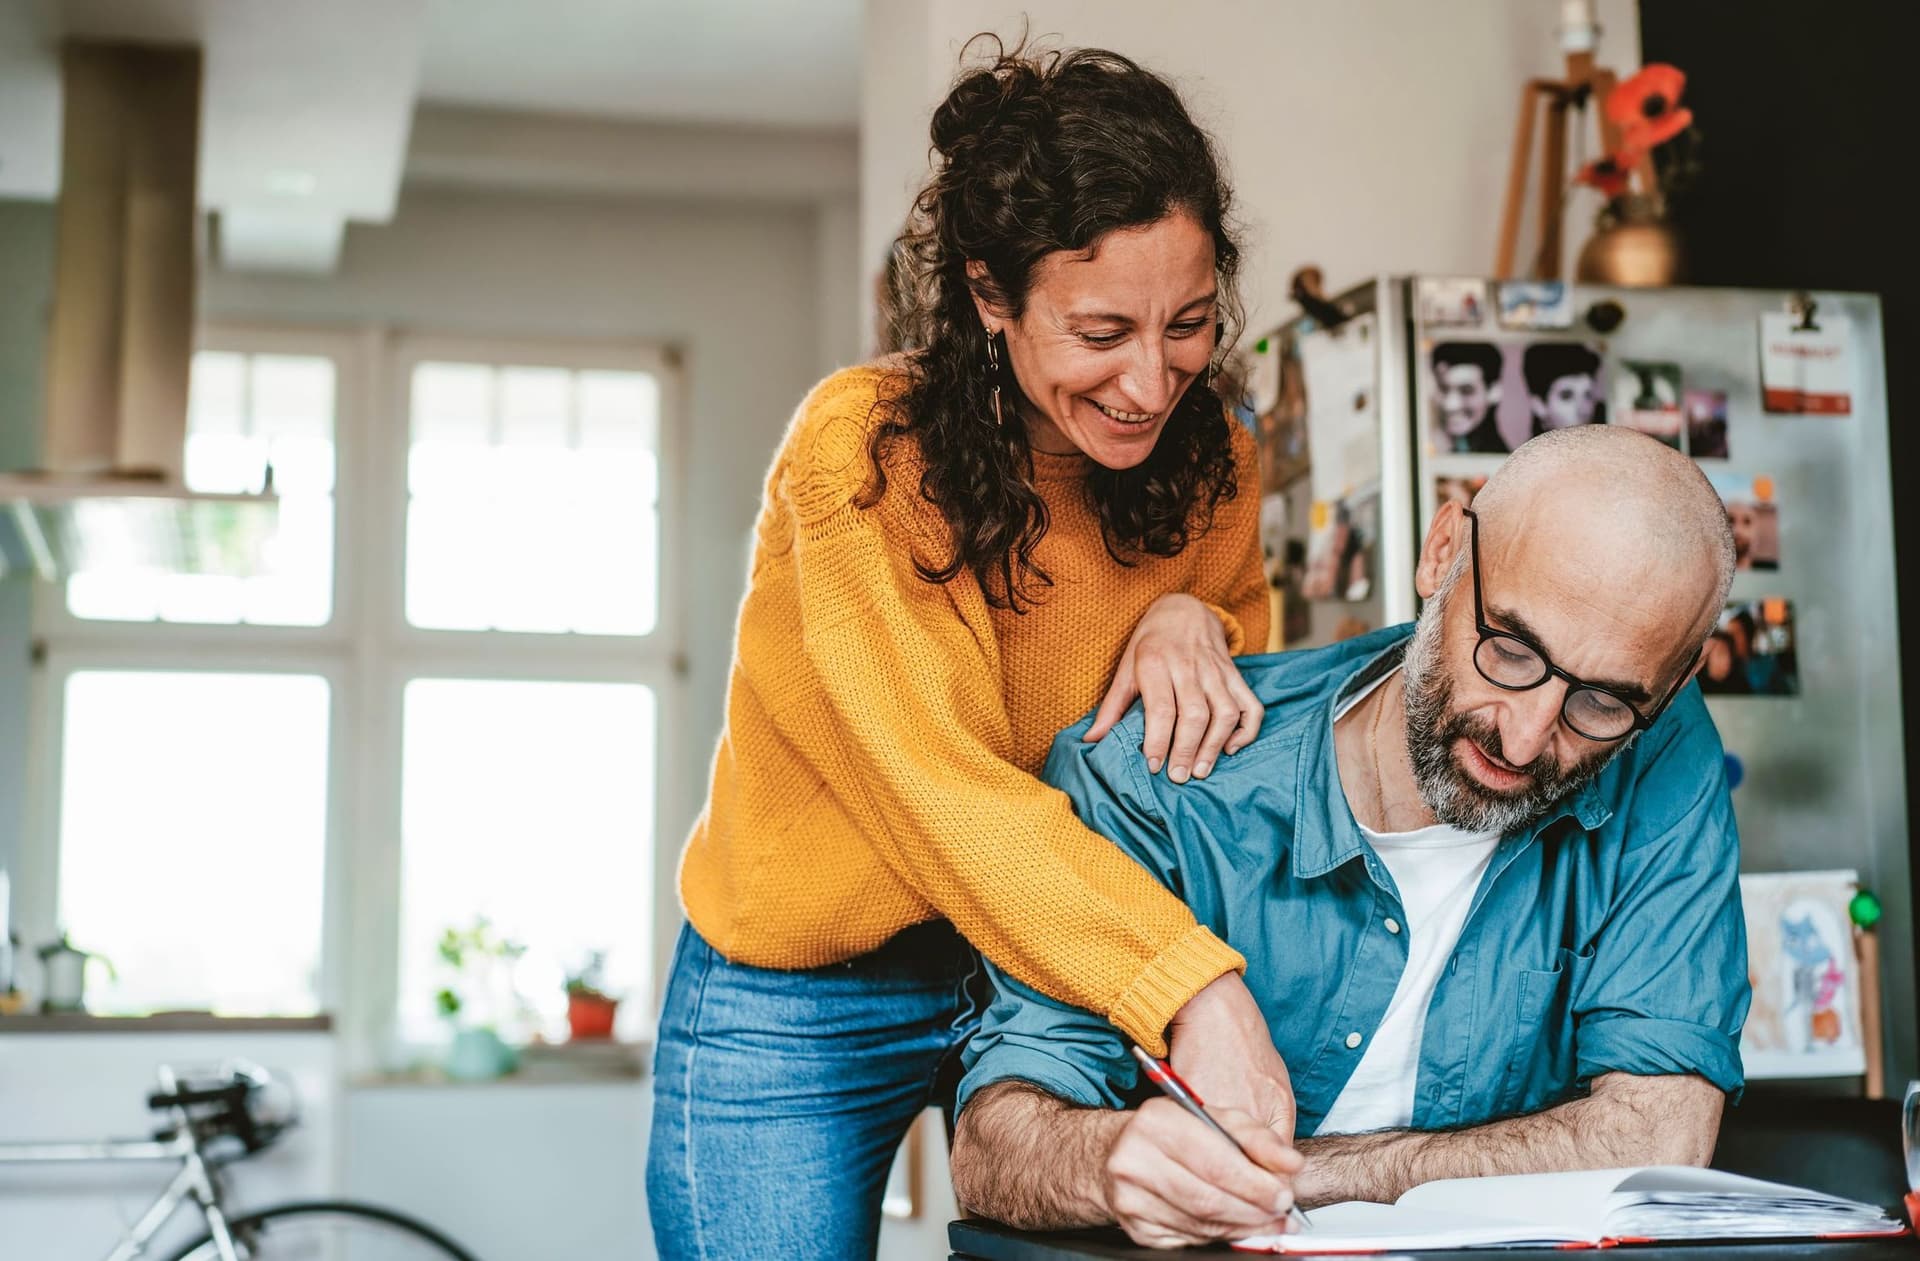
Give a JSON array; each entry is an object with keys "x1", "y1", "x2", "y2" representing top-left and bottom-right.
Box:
[{"x1": 678, "y1": 364, "x2": 1269, "y2": 1054}]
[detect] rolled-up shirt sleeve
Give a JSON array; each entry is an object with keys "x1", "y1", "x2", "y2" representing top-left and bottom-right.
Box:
[
  {"x1": 1572, "y1": 688, "x2": 1750, "y2": 1097},
  {"x1": 958, "y1": 712, "x2": 1189, "y2": 1113}
]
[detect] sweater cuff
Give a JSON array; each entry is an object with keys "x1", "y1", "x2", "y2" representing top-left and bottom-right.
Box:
[
  {"x1": 1108, "y1": 925, "x2": 1246, "y2": 1056},
  {"x1": 1202, "y1": 600, "x2": 1247, "y2": 655}
]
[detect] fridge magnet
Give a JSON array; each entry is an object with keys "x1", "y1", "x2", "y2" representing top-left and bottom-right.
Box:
[
  {"x1": 1613, "y1": 359, "x2": 1684, "y2": 448},
  {"x1": 1699, "y1": 597, "x2": 1798, "y2": 696},
  {"x1": 1259, "y1": 492, "x2": 1291, "y2": 585},
  {"x1": 1516, "y1": 340, "x2": 1607, "y2": 440},
  {"x1": 1434, "y1": 474, "x2": 1489, "y2": 511},
  {"x1": 1300, "y1": 487, "x2": 1379, "y2": 603},
  {"x1": 1683, "y1": 388, "x2": 1730, "y2": 459},
  {"x1": 1254, "y1": 338, "x2": 1312, "y2": 494},
  {"x1": 1427, "y1": 341, "x2": 1505, "y2": 453},
  {"x1": 1738, "y1": 869, "x2": 1866, "y2": 1079},
  {"x1": 1759, "y1": 307, "x2": 1854, "y2": 415},
  {"x1": 1300, "y1": 314, "x2": 1379, "y2": 500},
  {"x1": 1707, "y1": 472, "x2": 1780, "y2": 571},
  {"x1": 1416, "y1": 277, "x2": 1487, "y2": 328},
  {"x1": 1496, "y1": 281, "x2": 1574, "y2": 330}
]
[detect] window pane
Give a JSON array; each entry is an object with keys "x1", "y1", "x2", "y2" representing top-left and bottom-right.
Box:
[
  {"x1": 405, "y1": 360, "x2": 658, "y2": 636},
  {"x1": 397, "y1": 679, "x2": 655, "y2": 1044},
  {"x1": 57, "y1": 671, "x2": 330, "y2": 1016},
  {"x1": 66, "y1": 349, "x2": 337, "y2": 627}
]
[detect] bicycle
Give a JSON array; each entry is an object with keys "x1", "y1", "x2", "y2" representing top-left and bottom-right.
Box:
[{"x1": 0, "y1": 1060, "x2": 480, "y2": 1260}]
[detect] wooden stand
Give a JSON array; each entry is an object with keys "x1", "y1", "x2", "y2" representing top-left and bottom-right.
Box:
[
  {"x1": 1854, "y1": 925, "x2": 1885, "y2": 1099},
  {"x1": 1493, "y1": 49, "x2": 1653, "y2": 280}
]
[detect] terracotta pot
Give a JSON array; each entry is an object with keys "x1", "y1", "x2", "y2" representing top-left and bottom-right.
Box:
[
  {"x1": 567, "y1": 992, "x2": 619, "y2": 1040},
  {"x1": 1575, "y1": 195, "x2": 1682, "y2": 288}
]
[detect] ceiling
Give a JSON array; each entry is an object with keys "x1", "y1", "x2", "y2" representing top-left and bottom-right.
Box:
[
  {"x1": 0, "y1": 0, "x2": 861, "y2": 267},
  {"x1": 418, "y1": 0, "x2": 861, "y2": 129}
]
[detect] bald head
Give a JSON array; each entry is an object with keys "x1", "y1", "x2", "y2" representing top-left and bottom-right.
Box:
[{"x1": 1467, "y1": 425, "x2": 1735, "y2": 649}]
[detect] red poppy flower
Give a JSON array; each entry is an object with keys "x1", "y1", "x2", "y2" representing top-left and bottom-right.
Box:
[
  {"x1": 1574, "y1": 151, "x2": 1637, "y2": 199},
  {"x1": 1607, "y1": 63, "x2": 1692, "y2": 148}
]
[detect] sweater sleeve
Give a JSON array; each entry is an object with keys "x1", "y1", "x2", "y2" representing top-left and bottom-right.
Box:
[
  {"x1": 774, "y1": 403, "x2": 1245, "y2": 1055},
  {"x1": 1196, "y1": 418, "x2": 1272, "y2": 655}
]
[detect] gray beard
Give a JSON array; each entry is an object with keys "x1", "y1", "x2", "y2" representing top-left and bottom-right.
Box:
[{"x1": 1397, "y1": 593, "x2": 1625, "y2": 835}]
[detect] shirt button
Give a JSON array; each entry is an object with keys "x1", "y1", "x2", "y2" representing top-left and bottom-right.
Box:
[
  {"x1": 1345, "y1": 1031, "x2": 1363, "y2": 1049},
  {"x1": 1384, "y1": 917, "x2": 1401, "y2": 935}
]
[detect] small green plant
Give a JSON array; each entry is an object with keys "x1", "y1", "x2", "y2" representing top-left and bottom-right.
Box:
[
  {"x1": 563, "y1": 950, "x2": 614, "y2": 1002},
  {"x1": 432, "y1": 917, "x2": 527, "y2": 1031}
]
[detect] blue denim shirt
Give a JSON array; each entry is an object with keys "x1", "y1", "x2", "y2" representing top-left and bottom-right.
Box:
[{"x1": 959, "y1": 626, "x2": 1749, "y2": 1134}]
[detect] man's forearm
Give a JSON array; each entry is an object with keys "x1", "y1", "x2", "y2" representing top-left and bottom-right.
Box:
[
  {"x1": 951, "y1": 1082, "x2": 1129, "y2": 1230},
  {"x1": 1295, "y1": 1073, "x2": 1724, "y2": 1208}
]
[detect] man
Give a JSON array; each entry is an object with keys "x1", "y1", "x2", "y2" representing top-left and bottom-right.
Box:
[
  {"x1": 950, "y1": 426, "x2": 1747, "y2": 1249},
  {"x1": 1522, "y1": 342, "x2": 1605, "y2": 435},
  {"x1": 1431, "y1": 341, "x2": 1507, "y2": 452}
]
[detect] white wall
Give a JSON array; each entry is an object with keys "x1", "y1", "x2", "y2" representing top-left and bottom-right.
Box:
[
  {"x1": 862, "y1": 0, "x2": 1641, "y2": 338},
  {"x1": 0, "y1": 200, "x2": 54, "y2": 893}
]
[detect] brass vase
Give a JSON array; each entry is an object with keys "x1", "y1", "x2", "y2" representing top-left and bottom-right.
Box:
[{"x1": 1575, "y1": 194, "x2": 1682, "y2": 287}]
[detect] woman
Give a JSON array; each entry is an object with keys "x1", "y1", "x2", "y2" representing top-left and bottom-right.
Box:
[{"x1": 649, "y1": 41, "x2": 1293, "y2": 1258}]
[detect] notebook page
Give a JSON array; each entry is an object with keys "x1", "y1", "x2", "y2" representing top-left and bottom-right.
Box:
[
  {"x1": 1390, "y1": 1166, "x2": 1639, "y2": 1240},
  {"x1": 1235, "y1": 1200, "x2": 1589, "y2": 1253},
  {"x1": 1603, "y1": 1169, "x2": 1904, "y2": 1239}
]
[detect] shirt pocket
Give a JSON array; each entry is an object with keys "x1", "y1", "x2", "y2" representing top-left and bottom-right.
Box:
[{"x1": 1497, "y1": 944, "x2": 1593, "y2": 1117}]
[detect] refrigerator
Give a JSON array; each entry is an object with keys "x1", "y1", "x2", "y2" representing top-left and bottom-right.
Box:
[{"x1": 1236, "y1": 276, "x2": 1912, "y2": 1088}]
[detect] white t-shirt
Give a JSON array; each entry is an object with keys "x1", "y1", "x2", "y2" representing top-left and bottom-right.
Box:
[{"x1": 1316, "y1": 670, "x2": 1500, "y2": 1136}]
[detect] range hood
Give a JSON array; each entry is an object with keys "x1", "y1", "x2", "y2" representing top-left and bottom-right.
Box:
[{"x1": 0, "y1": 40, "x2": 275, "y2": 582}]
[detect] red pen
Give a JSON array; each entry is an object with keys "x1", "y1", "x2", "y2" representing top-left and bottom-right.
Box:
[{"x1": 1129, "y1": 1045, "x2": 1312, "y2": 1232}]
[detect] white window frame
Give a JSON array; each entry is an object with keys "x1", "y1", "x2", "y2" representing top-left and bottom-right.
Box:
[{"x1": 21, "y1": 323, "x2": 688, "y2": 1074}]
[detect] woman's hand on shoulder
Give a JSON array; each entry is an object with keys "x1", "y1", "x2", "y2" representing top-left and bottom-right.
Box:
[{"x1": 1085, "y1": 593, "x2": 1263, "y2": 782}]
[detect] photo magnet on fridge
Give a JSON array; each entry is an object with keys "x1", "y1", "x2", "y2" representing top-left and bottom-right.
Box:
[
  {"x1": 1417, "y1": 277, "x2": 1488, "y2": 328},
  {"x1": 1684, "y1": 388, "x2": 1730, "y2": 459},
  {"x1": 1760, "y1": 310, "x2": 1854, "y2": 415},
  {"x1": 1496, "y1": 281, "x2": 1575, "y2": 330},
  {"x1": 1614, "y1": 359, "x2": 1684, "y2": 449},
  {"x1": 1700, "y1": 597, "x2": 1799, "y2": 696},
  {"x1": 1708, "y1": 473, "x2": 1781, "y2": 571}
]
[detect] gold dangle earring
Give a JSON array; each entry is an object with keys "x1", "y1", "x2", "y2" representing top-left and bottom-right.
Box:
[{"x1": 984, "y1": 329, "x2": 1006, "y2": 429}]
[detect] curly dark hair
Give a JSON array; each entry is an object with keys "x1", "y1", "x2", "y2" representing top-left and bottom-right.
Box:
[{"x1": 868, "y1": 36, "x2": 1247, "y2": 611}]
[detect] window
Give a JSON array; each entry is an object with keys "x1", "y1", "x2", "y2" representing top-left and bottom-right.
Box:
[
  {"x1": 396, "y1": 678, "x2": 656, "y2": 1044},
  {"x1": 407, "y1": 362, "x2": 659, "y2": 634},
  {"x1": 56, "y1": 671, "x2": 330, "y2": 1016},
  {"x1": 66, "y1": 349, "x2": 337, "y2": 627},
  {"x1": 29, "y1": 327, "x2": 680, "y2": 1063}
]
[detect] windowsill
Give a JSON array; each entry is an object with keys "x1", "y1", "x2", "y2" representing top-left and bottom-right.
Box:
[
  {"x1": 351, "y1": 1039, "x2": 650, "y2": 1089},
  {"x1": 0, "y1": 1011, "x2": 333, "y2": 1035}
]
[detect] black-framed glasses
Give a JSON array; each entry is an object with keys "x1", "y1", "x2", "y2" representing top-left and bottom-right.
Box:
[{"x1": 1461, "y1": 508, "x2": 1686, "y2": 742}]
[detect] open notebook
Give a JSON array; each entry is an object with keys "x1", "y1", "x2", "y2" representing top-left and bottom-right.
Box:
[{"x1": 1236, "y1": 1166, "x2": 1907, "y2": 1253}]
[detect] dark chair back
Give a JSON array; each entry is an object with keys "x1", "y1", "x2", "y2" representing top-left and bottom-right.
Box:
[{"x1": 1711, "y1": 1092, "x2": 1906, "y2": 1204}]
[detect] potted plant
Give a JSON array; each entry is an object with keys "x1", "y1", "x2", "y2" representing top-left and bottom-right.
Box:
[
  {"x1": 564, "y1": 950, "x2": 620, "y2": 1041},
  {"x1": 1573, "y1": 63, "x2": 1703, "y2": 286},
  {"x1": 434, "y1": 917, "x2": 527, "y2": 1080}
]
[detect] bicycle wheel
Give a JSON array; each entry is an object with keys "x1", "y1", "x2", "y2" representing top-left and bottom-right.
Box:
[{"x1": 163, "y1": 1199, "x2": 480, "y2": 1261}]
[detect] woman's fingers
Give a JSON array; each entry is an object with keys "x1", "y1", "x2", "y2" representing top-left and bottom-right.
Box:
[
  {"x1": 1085, "y1": 651, "x2": 1139, "y2": 743},
  {"x1": 1156, "y1": 655, "x2": 1211, "y2": 782},
  {"x1": 1135, "y1": 648, "x2": 1178, "y2": 773},
  {"x1": 1191, "y1": 665, "x2": 1245, "y2": 778},
  {"x1": 1221, "y1": 664, "x2": 1266, "y2": 755},
  {"x1": 1104, "y1": 594, "x2": 1265, "y2": 778}
]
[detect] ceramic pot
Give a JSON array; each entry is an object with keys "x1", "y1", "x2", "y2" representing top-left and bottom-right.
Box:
[
  {"x1": 1575, "y1": 195, "x2": 1682, "y2": 287},
  {"x1": 445, "y1": 1026, "x2": 518, "y2": 1080},
  {"x1": 567, "y1": 993, "x2": 619, "y2": 1040}
]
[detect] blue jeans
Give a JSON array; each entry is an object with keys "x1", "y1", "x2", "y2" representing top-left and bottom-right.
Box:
[{"x1": 647, "y1": 920, "x2": 986, "y2": 1260}]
